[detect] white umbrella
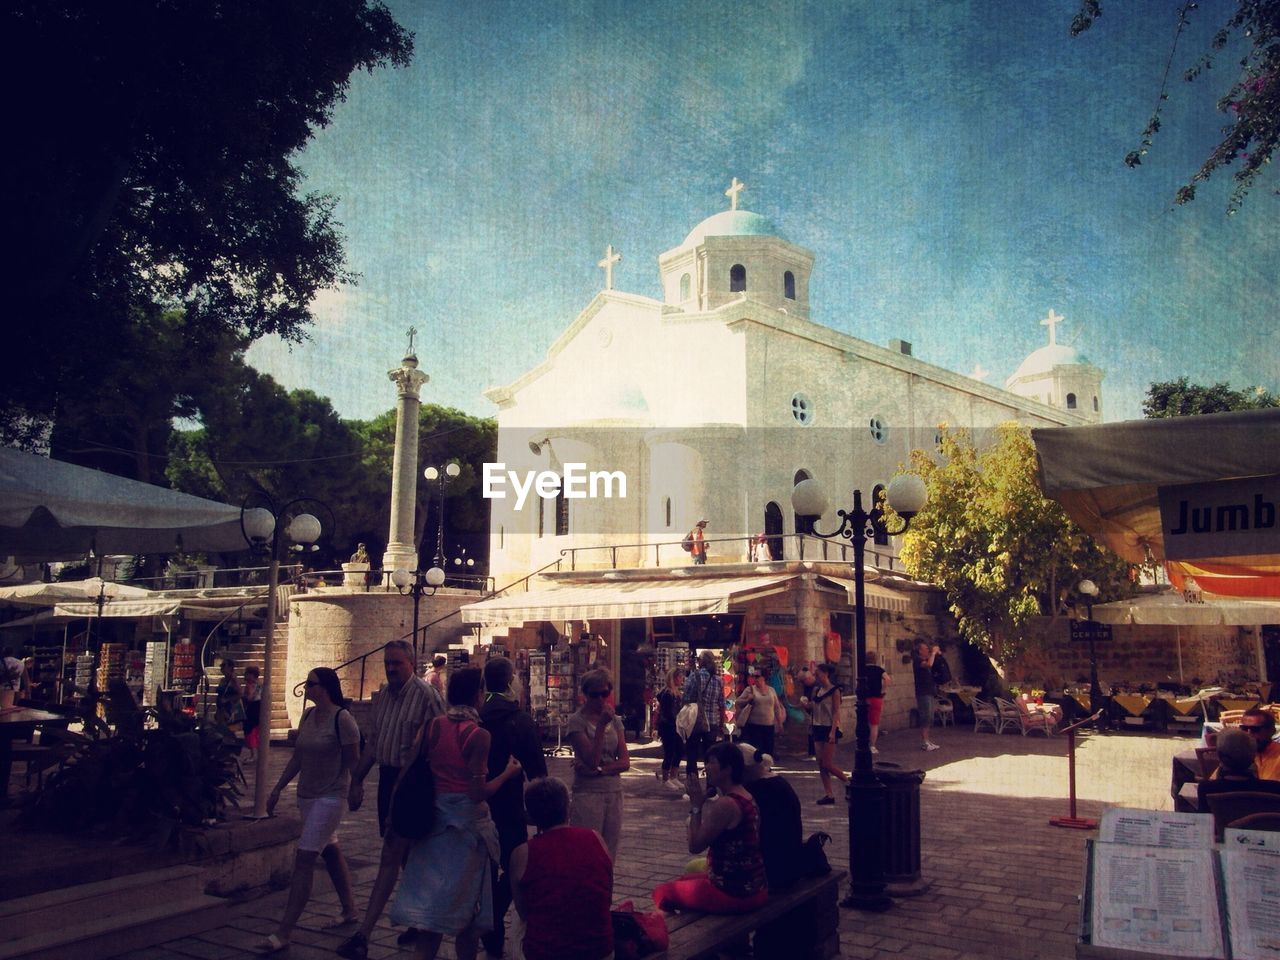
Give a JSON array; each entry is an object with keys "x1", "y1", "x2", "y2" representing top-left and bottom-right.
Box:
[
  {"x1": 0, "y1": 576, "x2": 150, "y2": 608},
  {"x1": 1090, "y1": 591, "x2": 1280, "y2": 626}
]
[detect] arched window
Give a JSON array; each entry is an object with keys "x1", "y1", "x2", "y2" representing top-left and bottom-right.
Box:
[
  {"x1": 871, "y1": 484, "x2": 888, "y2": 546},
  {"x1": 1093, "y1": 396, "x2": 1099, "y2": 412},
  {"x1": 1066, "y1": 393, "x2": 1077, "y2": 409},
  {"x1": 764, "y1": 502, "x2": 784, "y2": 561},
  {"x1": 783, "y1": 271, "x2": 796, "y2": 300},
  {"x1": 664, "y1": 496, "x2": 672, "y2": 528},
  {"x1": 729, "y1": 264, "x2": 747, "y2": 293},
  {"x1": 679, "y1": 273, "x2": 691, "y2": 302}
]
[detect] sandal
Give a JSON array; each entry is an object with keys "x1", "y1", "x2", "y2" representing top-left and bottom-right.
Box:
[
  {"x1": 323, "y1": 914, "x2": 360, "y2": 930},
  {"x1": 252, "y1": 933, "x2": 289, "y2": 955}
]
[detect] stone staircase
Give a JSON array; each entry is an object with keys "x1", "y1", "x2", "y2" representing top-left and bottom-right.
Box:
[
  {"x1": 200, "y1": 624, "x2": 291, "y2": 738},
  {"x1": 0, "y1": 865, "x2": 231, "y2": 960}
]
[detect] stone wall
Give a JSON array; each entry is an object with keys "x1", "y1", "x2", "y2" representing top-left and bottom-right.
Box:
[
  {"x1": 284, "y1": 587, "x2": 479, "y2": 728},
  {"x1": 1006, "y1": 617, "x2": 1261, "y2": 690}
]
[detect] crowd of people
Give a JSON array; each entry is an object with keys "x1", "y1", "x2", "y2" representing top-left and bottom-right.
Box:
[{"x1": 238, "y1": 644, "x2": 831, "y2": 959}]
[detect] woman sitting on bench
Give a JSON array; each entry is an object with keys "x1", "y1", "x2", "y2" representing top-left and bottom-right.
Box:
[{"x1": 652, "y1": 741, "x2": 768, "y2": 914}]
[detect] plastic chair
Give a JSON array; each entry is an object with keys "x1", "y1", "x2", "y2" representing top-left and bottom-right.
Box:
[
  {"x1": 972, "y1": 698, "x2": 1000, "y2": 734},
  {"x1": 992, "y1": 697, "x2": 1025, "y2": 735},
  {"x1": 933, "y1": 696, "x2": 955, "y2": 727},
  {"x1": 1229, "y1": 812, "x2": 1280, "y2": 833}
]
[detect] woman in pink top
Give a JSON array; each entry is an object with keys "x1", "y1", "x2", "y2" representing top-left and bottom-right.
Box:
[
  {"x1": 510, "y1": 776, "x2": 613, "y2": 960},
  {"x1": 390, "y1": 666, "x2": 522, "y2": 960}
]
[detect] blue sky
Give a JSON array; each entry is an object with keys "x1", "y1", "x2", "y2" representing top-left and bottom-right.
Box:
[{"x1": 246, "y1": 0, "x2": 1279, "y2": 424}]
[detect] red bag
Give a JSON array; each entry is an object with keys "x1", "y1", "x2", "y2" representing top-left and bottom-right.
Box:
[{"x1": 611, "y1": 899, "x2": 669, "y2": 959}]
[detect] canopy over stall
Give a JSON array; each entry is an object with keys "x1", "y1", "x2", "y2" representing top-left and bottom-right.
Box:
[
  {"x1": 0, "y1": 448, "x2": 246, "y2": 560},
  {"x1": 1090, "y1": 591, "x2": 1280, "y2": 626},
  {"x1": 1032, "y1": 409, "x2": 1280, "y2": 597},
  {"x1": 462, "y1": 574, "x2": 801, "y2": 627}
]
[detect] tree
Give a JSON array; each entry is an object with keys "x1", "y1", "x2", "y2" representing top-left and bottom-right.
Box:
[
  {"x1": 6, "y1": 1, "x2": 412, "y2": 422},
  {"x1": 1143, "y1": 376, "x2": 1278, "y2": 417},
  {"x1": 897, "y1": 423, "x2": 1131, "y2": 665},
  {"x1": 1072, "y1": 1, "x2": 1279, "y2": 211},
  {"x1": 47, "y1": 309, "x2": 247, "y2": 484}
]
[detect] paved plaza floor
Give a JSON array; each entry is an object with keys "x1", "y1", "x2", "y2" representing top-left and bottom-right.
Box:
[{"x1": 7, "y1": 722, "x2": 1186, "y2": 960}]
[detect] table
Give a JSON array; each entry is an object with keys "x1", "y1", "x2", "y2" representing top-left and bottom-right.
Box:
[{"x1": 0, "y1": 706, "x2": 73, "y2": 800}]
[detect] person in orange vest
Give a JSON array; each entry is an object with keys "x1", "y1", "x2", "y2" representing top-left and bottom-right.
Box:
[{"x1": 690, "y1": 519, "x2": 708, "y2": 565}]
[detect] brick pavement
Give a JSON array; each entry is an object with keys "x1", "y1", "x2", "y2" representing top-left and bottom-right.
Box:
[{"x1": 13, "y1": 723, "x2": 1186, "y2": 960}]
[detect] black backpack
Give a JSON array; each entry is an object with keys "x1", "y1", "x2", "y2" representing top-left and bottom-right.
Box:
[{"x1": 681, "y1": 531, "x2": 694, "y2": 552}]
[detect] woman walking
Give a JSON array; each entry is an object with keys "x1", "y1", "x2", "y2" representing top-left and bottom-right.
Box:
[
  {"x1": 656, "y1": 666, "x2": 685, "y2": 787},
  {"x1": 566, "y1": 668, "x2": 630, "y2": 864},
  {"x1": 255, "y1": 667, "x2": 360, "y2": 954},
  {"x1": 390, "y1": 666, "x2": 523, "y2": 960},
  {"x1": 242, "y1": 665, "x2": 262, "y2": 762},
  {"x1": 863, "y1": 650, "x2": 890, "y2": 755},
  {"x1": 214, "y1": 657, "x2": 245, "y2": 736},
  {"x1": 733, "y1": 667, "x2": 784, "y2": 757},
  {"x1": 806, "y1": 663, "x2": 848, "y2": 805}
]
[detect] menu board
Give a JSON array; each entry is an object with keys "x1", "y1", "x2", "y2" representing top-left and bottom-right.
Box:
[{"x1": 1080, "y1": 809, "x2": 1279, "y2": 960}]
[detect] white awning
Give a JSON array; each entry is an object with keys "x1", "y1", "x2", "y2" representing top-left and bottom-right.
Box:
[
  {"x1": 818, "y1": 576, "x2": 925, "y2": 614},
  {"x1": 461, "y1": 574, "x2": 799, "y2": 626},
  {"x1": 55, "y1": 599, "x2": 183, "y2": 619},
  {"x1": 1089, "y1": 592, "x2": 1280, "y2": 626}
]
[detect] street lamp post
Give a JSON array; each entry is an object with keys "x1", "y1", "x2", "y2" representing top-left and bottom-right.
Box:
[
  {"x1": 423, "y1": 462, "x2": 460, "y2": 569},
  {"x1": 241, "y1": 497, "x2": 325, "y2": 819},
  {"x1": 1077, "y1": 578, "x2": 1104, "y2": 729},
  {"x1": 391, "y1": 565, "x2": 445, "y2": 659},
  {"x1": 792, "y1": 474, "x2": 927, "y2": 912}
]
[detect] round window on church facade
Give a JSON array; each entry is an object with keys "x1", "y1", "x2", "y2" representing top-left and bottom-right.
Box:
[
  {"x1": 869, "y1": 417, "x2": 888, "y2": 444},
  {"x1": 791, "y1": 393, "x2": 813, "y2": 425}
]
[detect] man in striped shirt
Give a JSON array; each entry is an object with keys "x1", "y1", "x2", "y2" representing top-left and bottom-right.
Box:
[{"x1": 338, "y1": 640, "x2": 444, "y2": 959}]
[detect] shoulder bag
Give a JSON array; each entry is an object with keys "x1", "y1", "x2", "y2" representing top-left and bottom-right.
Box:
[{"x1": 389, "y1": 718, "x2": 437, "y2": 840}]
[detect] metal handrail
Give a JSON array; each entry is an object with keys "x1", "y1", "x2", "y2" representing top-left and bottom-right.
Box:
[
  {"x1": 195, "y1": 588, "x2": 277, "y2": 720},
  {"x1": 309, "y1": 557, "x2": 564, "y2": 702},
  {"x1": 556, "y1": 532, "x2": 902, "y2": 571}
]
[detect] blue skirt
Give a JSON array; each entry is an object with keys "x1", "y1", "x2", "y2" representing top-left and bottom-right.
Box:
[{"x1": 390, "y1": 793, "x2": 499, "y2": 935}]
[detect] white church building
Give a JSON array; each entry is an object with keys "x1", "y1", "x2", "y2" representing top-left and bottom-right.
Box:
[{"x1": 462, "y1": 180, "x2": 1103, "y2": 732}]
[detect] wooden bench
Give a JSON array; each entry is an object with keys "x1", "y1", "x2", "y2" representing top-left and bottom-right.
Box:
[{"x1": 654, "y1": 870, "x2": 844, "y2": 960}]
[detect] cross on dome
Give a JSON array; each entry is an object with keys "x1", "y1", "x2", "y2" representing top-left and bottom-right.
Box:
[
  {"x1": 598, "y1": 244, "x2": 622, "y2": 291},
  {"x1": 1041, "y1": 309, "x2": 1064, "y2": 346},
  {"x1": 406, "y1": 325, "x2": 417, "y2": 356},
  {"x1": 725, "y1": 177, "x2": 745, "y2": 211}
]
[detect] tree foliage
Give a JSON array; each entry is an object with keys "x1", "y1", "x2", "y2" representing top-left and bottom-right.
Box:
[
  {"x1": 1143, "y1": 376, "x2": 1278, "y2": 417},
  {"x1": 6, "y1": 0, "x2": 412, "y2": 418},
  {"x1": 1072, "y1": 0, "x2": 1279, "y2": 212},
  {"x1": 898, "y1": 423, "x2": 1131, "y2": 665}
]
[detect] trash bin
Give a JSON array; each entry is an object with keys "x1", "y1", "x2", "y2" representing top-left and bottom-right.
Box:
[{"x1": 873, "y1": 761, "x2": 929, "y2": 896}]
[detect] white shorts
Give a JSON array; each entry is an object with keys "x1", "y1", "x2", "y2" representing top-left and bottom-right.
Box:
[{"x1": 297, "y1": 796, "x2": 344, "y2": 852}]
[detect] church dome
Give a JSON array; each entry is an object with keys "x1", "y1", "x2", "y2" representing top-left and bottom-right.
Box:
[
  {"x1": 1008, "y1": 343, "x2": 1090, "y2": 383},
  {"x1": 680, "y1": 209, "x2": 782, "y2": 250}
]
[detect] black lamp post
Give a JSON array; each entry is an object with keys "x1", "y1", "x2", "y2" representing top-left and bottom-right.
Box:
[
  {"x1": 792, "y1": 473, "x2": 927, "y2": 912},
  {"x1": 391, "y1": 564, "x2": 445, "y2": 659},
  {"x1": 423, "y1": 462, "x2": 461, "y2": 569},
  {"x1": 1077, "y1": 578, "x2": 1104, "y2": 729},
  {"x1": 241, "y1": 494, "x2": 326, "y2": 819}
]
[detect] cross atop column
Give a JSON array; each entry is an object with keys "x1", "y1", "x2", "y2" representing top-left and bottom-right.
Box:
[
  {"x1": 725, "y1": 177, "x2": 745, "y2": 211},
  {"x1": 406, "y1": 325, "x2": 418, "y2": 356},
  {"x1": 598, "y1": 244, "x2": 622, "y2": 290},
  {"x1": 1041, "y1": 308, "x2": 1064, "y2": 346}
]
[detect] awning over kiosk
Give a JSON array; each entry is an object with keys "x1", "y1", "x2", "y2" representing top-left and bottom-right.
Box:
[
  {"x1": 461, "y1": 574, "x2": 800, "y2": 626},
  {"x1": 819, "y1": 577, "x2": 928, "y2": 614}
]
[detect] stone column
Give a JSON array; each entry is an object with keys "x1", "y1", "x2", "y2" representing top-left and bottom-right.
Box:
[{"x1": 383, "y1": 352, "x2": 428, "y2": 576}]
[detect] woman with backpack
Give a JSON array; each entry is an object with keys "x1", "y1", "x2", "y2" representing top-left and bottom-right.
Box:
[{"x1": 256, "y1": 667, "x2": 361, "y2": 954}]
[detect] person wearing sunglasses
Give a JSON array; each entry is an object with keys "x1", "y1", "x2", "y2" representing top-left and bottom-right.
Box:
[
  {"x1": 565, "y1": 667, "x2": 630, "y2": 865},
  {"x1": 1237, "y1": 707, "x2": 1280, "y2": 781}
]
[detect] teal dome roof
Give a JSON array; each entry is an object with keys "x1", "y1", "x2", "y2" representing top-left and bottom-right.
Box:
[
  {"x1": 680, "y1": 209, "x2": 782, "y2": 249},
  {"x1": 1008, "y1": 343, "x2": 1090, "y2": 382}
]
